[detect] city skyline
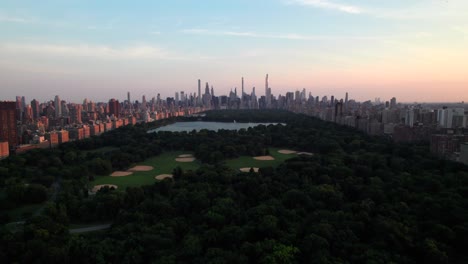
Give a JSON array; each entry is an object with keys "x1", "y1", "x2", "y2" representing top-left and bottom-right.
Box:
[{"x1": 1, "y1": 0, "x2": 468, "y2": 102}]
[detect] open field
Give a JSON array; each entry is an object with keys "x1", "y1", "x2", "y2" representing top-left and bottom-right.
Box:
[
  {"x1": 93, "y1": 148, "x2": 299, "y2": 189},
  {"x1": 225, "y1": 148, "x2": 297, "y2": 170},
  {"x1": 92, "y1": 151, "x2": 199, "y2": 189}
]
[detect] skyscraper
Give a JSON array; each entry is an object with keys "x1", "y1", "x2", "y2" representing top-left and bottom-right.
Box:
[
  {"x1": 390, "y1": 97, "x2": 397, "y2": 109},
  {"x1": 54, "y1": 95, "x2": 62, "y2": 118},
  {"x1": 0, "y1": 101, "x2": 19, "y2": 148},
  {"x1": 31, "y1": 99, "x2": 40, "y2": 119},
  {"x1": 242, "y1": 77, "x2": 244, "y2": 96},
  {"x1": 69, "y1": 104, "x2": 82, "y2": 124},
  {"x1": 108, "y1": 99, "x2": 120, "y2": 118},
  {"x1": 265, "y1": 74, "x2": 271, "y2": 108},
  {"x1": 16, "y1": 96, "x2": 23, "y2": 121},
  {"x1": 198, "y1": 79, "x2": 201, "y2": 105}
]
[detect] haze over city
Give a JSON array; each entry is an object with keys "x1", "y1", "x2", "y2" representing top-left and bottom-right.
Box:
[{"x1": 1, "y1": 0, "x2": 468, "y2": 102}]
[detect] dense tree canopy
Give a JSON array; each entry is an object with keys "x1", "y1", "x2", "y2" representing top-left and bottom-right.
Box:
[{"x1": 1, "y1": 110, "x2": 468, "y2": 263}]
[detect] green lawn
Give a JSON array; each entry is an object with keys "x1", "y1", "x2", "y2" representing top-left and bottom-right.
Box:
[
  {"x1": 225, "y1": 148, "x2": 297, "y2": 171},
  {"x1": 91, "y1": 149, "x2": 298, "y2": 190},
  {"x1": 92, "y1": 151, "x2": 199, "y2": 189}
]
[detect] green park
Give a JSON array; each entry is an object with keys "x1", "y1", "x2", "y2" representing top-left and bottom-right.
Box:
[{"x1": 91, "y1": 148, "x2": 304, "y2": 190}]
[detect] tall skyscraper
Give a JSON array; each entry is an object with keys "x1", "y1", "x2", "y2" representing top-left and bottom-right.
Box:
[
  {"x1": 242, "y1": 77, "x2": 244, "y2": 96},
  {"x1": 0, "y1": 101, "x2": 19, "y2": 148},
  {"x1": 198, "y1": 79, "x2": 201, "y2": 105},
  {"x1": 390, "y1": 97, "x2": 397, "y2": 109},
  {"x1": 54, "y1": 95, "x2": 62, "y2": 118},
  {"x1": 205, "y1": 82, "x2": 210, "y2": 95},
  {"x1": 31, "y1": 99, "x2": 40, "y2": 119},
  {"x1": 265, "y1": 74, "x2": 271, "y2": 108},
  {"x1": 16, "y1": 96, "x2": 23, "y2": 121},
  {"x1": 108, "y1": 99, "x2": 120, "y2": 118},
  {"x1": 345, "y1": 92, "x2": 349, "y2": 110},
  {"x1": 21, "y1": 96, "x2": 26, "y2": 110}
]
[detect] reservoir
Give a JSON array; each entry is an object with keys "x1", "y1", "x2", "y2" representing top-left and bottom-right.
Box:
[{"x1": 149, "y1": 121, "x2": 282, "y2": 133}]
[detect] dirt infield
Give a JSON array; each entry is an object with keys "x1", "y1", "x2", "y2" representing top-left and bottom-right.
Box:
[
  {"x1": 110, "y1": 171, "x2": 133, "y2": 177},
  {"x1": 278, "y1": 149, "x2": 297, "y2": 154},
  {"x1": 175, "y1": 157, "x2": 196, "y2": 162},
  {"x1": 240, "y1": 167, "x2": 259, "y2": 172},
  {"x1": 178, "y1": 154, "x2": 194, "y2": 158},
  {"x1": 155, "y1": 174, "x2": 173, "y2": 180},
  {"x1": 92, "y1": 184, "x2": 118, "y2": 193},
  {"x1": 297, "y1": 152, "x2": 313, "y2": 156},
  {"x1": 253, "y1": 156, "x2": 275, "y2": 161},
  {"x1": 128, "y1": 165, "x2": 154, "y2": 172}
]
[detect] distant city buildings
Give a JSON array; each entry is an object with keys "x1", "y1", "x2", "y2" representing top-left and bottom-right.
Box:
[
  {"x1": 0, "y1": 101, "x2": 19, "y2": 151},
  {"x1": 1, "y1": 74, "x2": 467, "y2": 163}
]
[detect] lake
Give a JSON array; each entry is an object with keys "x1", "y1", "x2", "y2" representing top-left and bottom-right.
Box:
[{"x1": 149, "y1": 121, "x2": 283, "y2": 133}]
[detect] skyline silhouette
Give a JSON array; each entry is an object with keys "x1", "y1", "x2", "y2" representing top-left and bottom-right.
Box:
[{"x1": 1, "y1": 0, "x2": 468, "y2": 102}]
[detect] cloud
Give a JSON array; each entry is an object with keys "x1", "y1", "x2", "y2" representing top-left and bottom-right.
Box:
[
  {"x1": 149, "y1": 31, "x2": 161, "y2": 35},
  {"x1": 0, "y1": 43, "x2": 172, "y2": 60},
  {"x1": 182, "y1": 28, "x2": 382, "y2": 41},
  {"x1": 285, "y1": 0, "x2": 362, "y2": 14},
  {"x1": 0, "y1": 14, "x2": 31, "y2": 23}
]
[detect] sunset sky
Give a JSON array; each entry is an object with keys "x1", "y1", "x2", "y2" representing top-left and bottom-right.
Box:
[{"x1": 1, "y1": 0, "x2": 467, "y2": 103}]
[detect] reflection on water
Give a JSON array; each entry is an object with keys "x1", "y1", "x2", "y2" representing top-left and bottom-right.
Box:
[{"x1": 149, "y1": 121, "x2": 283, "y2": 133}]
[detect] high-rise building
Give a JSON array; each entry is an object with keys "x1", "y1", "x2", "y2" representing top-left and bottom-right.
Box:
[
  {"x1": 16, "y1": 96, "x2": 23, "y2": 121},
  {"x1": 205, "y1": 82, "x2": 210, "y2": 95},
  {"x1": 242, "y1": 77, "x2": 244, "y2": 96},
  {"x1": 54, "y1": 95, "x2": 62, "y2": 118},
  {"x1": 390, "y1": 97, "x2": 397, "y2": 109},
  {"x1": 108, "y1": 99, "x2": 120, "y2": 118},
  {"x1": 265, "y1": 74, "x2": 271, "y2": 108},
  {"x1": 31, "y1": 99, "x2": 40, "y2": 119},
  {"x1": 69, "y1": 104, "x2": 82, "y2": 124},
  {"x1": 0, "y1": 101, "x2": 19, "y2": 148},
  {"x1": 198, "y1": 79, "x2": 201, "y2": 105}
]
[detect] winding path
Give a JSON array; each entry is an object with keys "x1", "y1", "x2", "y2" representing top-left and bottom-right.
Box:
[{"x1": 69, "y1": 224, "x2": 111, "y2": 234}]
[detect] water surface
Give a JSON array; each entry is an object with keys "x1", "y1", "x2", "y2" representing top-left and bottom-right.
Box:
[{"x1": 149, "y1": 121, "x2": 282, "y2": 133}]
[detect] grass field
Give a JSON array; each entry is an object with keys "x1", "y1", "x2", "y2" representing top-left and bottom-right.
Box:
[
  {"x1": 92, "y1": 151, "x2": 199, "y2": 189},
  {"x1": 225, "y1": 148, "x2": 297, "y2": 171},
  {"x1": 92, "y1": 148, "x2": 298, "y2": 190}
]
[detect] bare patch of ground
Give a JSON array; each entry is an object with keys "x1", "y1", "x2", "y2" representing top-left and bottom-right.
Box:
[
  {"x1": 110, "y1": 171, "x2": 133, "y2": 177},
  {"x1": 128, "y1": 165, "x2": 154, "y2": 172},
  {"x1": 92, "y1": 184, "x2": 118, "y2": 193},
  {"x1": 297, "y1": 152, "x2": 313, "y2": 156},
  {"x1": 155, "y1": 174, "x2": 173, "y2": 180},
  {"x1": 253, "y1": 156, "x2": 275, "y2": 161},
  {"x1": 178, "y1": 154, "x2": 194, "y2": 158},
  {"x1": 175, "y1": 157, "x2": 196, "y2": 162},
  {"x1": 278, "y1": 149, "x2": 297, "y2": 154},
  {"x1": 239, "y1": 167, "x2": 259, "y2": 172}
]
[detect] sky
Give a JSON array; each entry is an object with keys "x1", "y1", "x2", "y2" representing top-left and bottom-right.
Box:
[{"x1": 1, "y1": 0, "x2": 467, "y2": 103}]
